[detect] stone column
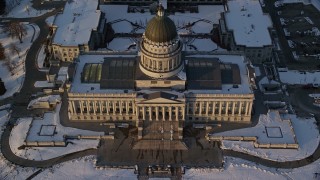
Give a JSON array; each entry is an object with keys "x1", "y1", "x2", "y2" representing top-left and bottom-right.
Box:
[
  {"x1": 238, "y1": 102, "x2": 243, "y2": 116},
  {"x1": 225, "y1": 102, "x2": 229, "y2": 116},
  {"x1": 79, "y1": 100, "x2": 83, "y2": 115},
  {"x1": 106, "y1": 101, "x2": 109, "y2": 115},
  {"x1": 156, "y1": 106, "x2": 159, "y2": 121},
  {"x1": 119, "y1": 101, "x2": 122, "y2": 115},
  {"x1": 126, "y1": 101, "x2": 129, "y2": 115},
  {"x1": 113, "y1": 101, "x2": 116, "y2": 115},
  {"x1": 149, "y1": 106, "x2": 152, "y2": 120},
  {"x1": 232, "y1": 102, "x2": 235, "y2": 116},
  {"x1": 71, "y1": 101, "x2": 78, "y2": 114},
  {"x1": 68, "y1": 101, "x2": 74, "y2": 115},
  {"x1": 219, "y1": 101, "x2": 222, "y2": 116},
  {"x1": 99, "y1": 101, "x2": 103, "y2": 115},
  {"x1": 199, "y1": 102, "x2": 202, "y2": 115},
  {"x1": 245, "y1": 101, "x2": 249, "y2": 116},
  {"x1": 142, "y1": 106, "x2": 146, "y2": 120},
  {"x1": 162, "y1": 106, "x2": 165, "y2": 120},
  {"x1": 212, "y1": 102, "x2": 216, "y2": 116},
  {"x1": 93, "y1": 100, "x2": 96, "y2": 115},
  {"x1": 248, "y1": 102, "x2": 253, "y2": 116},
  {"x1": 206, "y1": 102, "x2": 209, "y2": 116},
  {"x1": 86, "y1": 101, "x2": 90, "y2": 115},
  {"x1": 132, "y1": 101, "x2": 135, "y2": 114},
  {"x1": 176, "y1": 106, "x2": 179, "y2": 121},
  {"x1": 169, "y1": 106, "x2": 172, "y2": 121}
]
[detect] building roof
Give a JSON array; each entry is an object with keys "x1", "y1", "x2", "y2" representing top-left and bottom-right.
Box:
[
  {"x1": 52, "y1": 0, "x2": 101, "y2": 46},
  {"x1": 143, "y1": 92, "x2": 178, "y2": 100},
  {"x1": 144, "y1": 5, "x2": 178, "y2": 43},
  {"x1": 100, "y1": 58, "x2": 136, "y2": 89},
  {"x1": 225, "y1": 0, "x2": 272, "y2": 47}
]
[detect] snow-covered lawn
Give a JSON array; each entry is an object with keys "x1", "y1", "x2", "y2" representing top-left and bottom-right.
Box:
[
  {"x1": 33, "y1": 156, "x2": 137, "y2": 180},
  {"x1": 279, "y1": 70, "x2": 320, "y2": 85},
  {"x1": 213, "y1": 112, "x2": 320, "y2": 162},
  {"x1": 0, "y1": 109, "x2": 39, "y2": 179},
  {"x1": 0, "y1": 23, "x2": 39, "y2": 100},
  {"x1": 184, "y1": 156, "x2": 320, "y2": 180},
  {"x1": 4, "y1": 0, "x2": 53, "y2": 18},
  {"x1": 9, "y1": 103, "x2": 104, "y2": 160}
]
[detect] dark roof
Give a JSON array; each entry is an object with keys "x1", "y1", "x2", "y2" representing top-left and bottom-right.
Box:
[
  {"x1": 186, "y1": 58, "x2": 241, "y2": 90},
  {"x1": 187, "y1": 59, "x2": 222, "y2": 90},
  {"x1": 48, "y1": 65, "x2": 60, "y2": 75},
  {"x1": 145, "y1": 7, "x2": 177, "y2": 43},
  {"x1": 100, "y1": 58, "x2": 136, "y2": 89},
  {"x1": 68, "y1": 63, "x2": 76, "y2": 82},
  {"x1": 220, "y1": 64, "x2": 241, "y2": 84},
  {"x1": 143, "y1": 92, "x2": 178, "y2": 100}
]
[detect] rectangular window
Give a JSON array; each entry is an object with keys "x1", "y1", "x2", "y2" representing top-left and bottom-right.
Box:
[{"x1": 151, "y1": 81, "x2": 157, "y2": 84}]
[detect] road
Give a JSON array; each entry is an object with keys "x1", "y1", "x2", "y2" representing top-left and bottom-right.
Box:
[{"x1": 0, "y1": 0, "x2": 320, "y2": 174}]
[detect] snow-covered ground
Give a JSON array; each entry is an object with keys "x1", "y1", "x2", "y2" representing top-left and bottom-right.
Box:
[
  {"x1": 34, "y1": 81, "x2": 54, "y2": 88},
  {"x1": 0, "y1": 23, "x2": 39, "y2": 100},
  {"x1": 9, "y1": 103, "x2": 104, "y2": 160},
  {"x1": 0, "y1": 109, "x2": 39, "y2": 179},
  {"x1": 33, "y1": 156, "x2": 137, "y2": 180},
  {"x1": 36, "y1": 45, "x2": 46, "y2": 69},
  {"x1": 279, "y1": 70, "x2": 320, "y2": 85},
  {"x1": 213, "y1": 112, "x2": 320, "y2": 162},
  {"x1": 184, "y1": 156, "x2": 320, "y2": 180},
  {"x1": 4, "y1": 0, "x2": 53, "y2": 18},
  {"x1": 45, "y1": 15, "x2": 55, "y2": 26}
]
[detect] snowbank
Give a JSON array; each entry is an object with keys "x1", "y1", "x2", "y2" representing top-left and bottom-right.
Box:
[{"x1": 279, "y1": 70, "x2": 320, "y2": 85}]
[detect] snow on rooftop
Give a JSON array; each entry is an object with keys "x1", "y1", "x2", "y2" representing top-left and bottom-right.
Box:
[
  {"x1": 225, "y1": 0, "x2": 273, "y2": 47},
  {"x1": 100, "y1": 5, "x2": 224, "y2": 34},
  {"x1": 52, "y1": 0, "x2": 101, "y2": 46},
  {"x1": 70, "y1": 54, "x2": 136, "y2": 93}
]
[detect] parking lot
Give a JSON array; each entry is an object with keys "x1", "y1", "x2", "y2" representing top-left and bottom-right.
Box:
[{"x1": 276, "y1": 3, "x2": 320, "y2": 69}]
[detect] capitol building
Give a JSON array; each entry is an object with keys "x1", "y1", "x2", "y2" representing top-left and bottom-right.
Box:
[{"x1": 66, "y1": 6, "x2": 255, "y2": 147}]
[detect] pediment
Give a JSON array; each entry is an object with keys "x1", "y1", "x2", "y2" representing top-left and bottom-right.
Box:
[{"x1": 139, "y1": 97, "x2": 182, "y2": 104}]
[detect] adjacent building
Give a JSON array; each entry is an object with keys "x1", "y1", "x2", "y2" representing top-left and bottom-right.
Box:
[
  {"x1": 66, "y1": 6, "x2": 255, "y2": 148},
  {"x1": 219, "y1": 0, "x2": 273, "y2": 64},
  {"x1": 49, "y1": 0, "x2": 107, "y2": 61}
]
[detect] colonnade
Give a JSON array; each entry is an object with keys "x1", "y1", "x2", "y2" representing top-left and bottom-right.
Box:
[
  {"x1": 186, "y1": 100, "x2": 253, "y2": 117},
  {"x1": 136, "y1": 105, "x2": 185, "y2": 121}
]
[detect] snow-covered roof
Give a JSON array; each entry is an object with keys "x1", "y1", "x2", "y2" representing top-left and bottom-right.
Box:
[
  {"x1": 52, "y1": 0, "x2": 101, "y2": 46},
  {"x1": 225, "y1": 0, "x2": 273, "y2": 47},
  {"x1": 70, "y1": 53, "x2": 252, "y2": 95}
]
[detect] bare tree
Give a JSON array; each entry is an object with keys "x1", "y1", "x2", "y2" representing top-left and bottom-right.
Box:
[
  {"x1": 9, "y1": 43, "x2": 21, "y2": 58},
  {"x1": 0, "y1": 42, "x2": 5, "y2": 60},
  {"x1": 4, "y1": 56, "x2": 14, "y2": 75},
  {"x1": 4, "y1": 22, "x2": 27, "y2": 43}
]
